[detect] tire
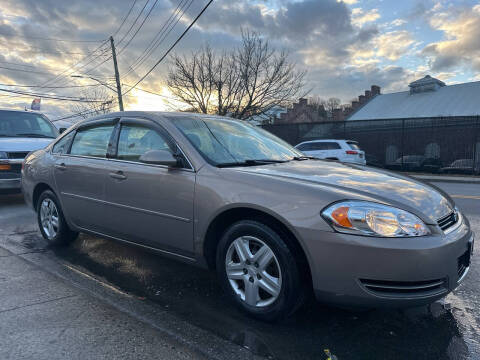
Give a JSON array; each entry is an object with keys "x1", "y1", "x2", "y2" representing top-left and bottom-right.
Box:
[
  {"x1": 216, "y1": 220, "x2": 306, "y2": 322},
  {"x1": 37, "y1": 190, "x2": 78, "y2": 245}
]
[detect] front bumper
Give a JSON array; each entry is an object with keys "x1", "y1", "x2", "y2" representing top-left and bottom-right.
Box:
[
  {"x1": 0, "y1": 178, "x2": 21, "y2": 190},
  {"x1": 301, "y1": 217, "x2": 473, "y2": 308},
  {"x1": 0, "y1": 159, "x2": 22, "y2": 191}
]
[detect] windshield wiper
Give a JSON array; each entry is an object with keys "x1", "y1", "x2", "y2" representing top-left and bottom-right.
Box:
[
  {"x1": 216, "y1": 159, "x2": 288, "y2": 168},
  {"x1": 291, "y1": 156, "x2": 317, "y2": 161},
  {"x1": 14, "y1": 133, "x2": 55, "y2": 138}
]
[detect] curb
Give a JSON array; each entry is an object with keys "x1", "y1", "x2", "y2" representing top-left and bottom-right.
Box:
[{"x1": 411, "y1": 175, "x2": 480, "y2": 184}]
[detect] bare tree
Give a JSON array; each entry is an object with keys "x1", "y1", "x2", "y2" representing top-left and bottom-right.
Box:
[
  {"x1": 308, "y1": 96, "x2": 328, "y2": 118},
  {"x1": 69, "y1": 87, "x2": 115, "y2": 121},
  {"x1": 321, "y1": 97, "x2": 341, "y2": 115},
  {"x1": 166, "y1": 31, "x2": 307, "y2": 119}
]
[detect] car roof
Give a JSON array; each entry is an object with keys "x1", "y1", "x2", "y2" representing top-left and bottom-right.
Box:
[
  {"x1": 77, "y1": 111, "x2": 241, "y2": 127},
  {"x1": 296, "y1": 139, "x2": 356, "y2": 145}
]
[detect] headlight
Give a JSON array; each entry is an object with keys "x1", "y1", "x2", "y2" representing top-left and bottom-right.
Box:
[
  {"x1": 322, "y1": 201, "x2": 430, "y2": 237},
  {"x1": 0, "y1": 151, "x2": 7, "y2": 159}
]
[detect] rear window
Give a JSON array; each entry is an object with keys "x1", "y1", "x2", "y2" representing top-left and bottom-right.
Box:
[
  {"x1": 347, "y1": 141, "x2": 361, "y2": 150},
  {"x1": 317, "y1": 142, "x2": 341, "y2": 150}
]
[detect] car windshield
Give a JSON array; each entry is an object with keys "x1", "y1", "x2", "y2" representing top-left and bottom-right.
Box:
[
  {"x1": 0, "y1": 111, "x2": 58, "y2": 138},
  {"x1": 173, "y1": 116, "x2": 303, "y2": 166}
]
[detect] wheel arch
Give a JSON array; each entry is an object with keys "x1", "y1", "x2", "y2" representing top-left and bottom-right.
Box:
[
  {"x1": 202, "y1": 206, "x2": 312, "y2": 286},
  {"x1": 32, "y1": 182, "x2": 55, "y2": 210}
]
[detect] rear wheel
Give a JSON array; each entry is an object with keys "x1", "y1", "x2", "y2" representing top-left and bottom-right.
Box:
[
  {"x1": 37, "y1": 190, "x2": 78, "y2": 245},
  {"x1": 216, "y1": 220, "x2": 306, "y2": 321}
]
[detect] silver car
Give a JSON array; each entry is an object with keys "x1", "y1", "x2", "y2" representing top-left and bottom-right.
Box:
[
  {"x1": 22, "y1": 112, "x2": 474, "y2": 321},
  {"x1": 0, "y1": 109, "x2": 58, "y2": 193}
]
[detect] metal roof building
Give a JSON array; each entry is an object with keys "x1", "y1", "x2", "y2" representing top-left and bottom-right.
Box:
[{"x1": 347, "y1": 76, "x2": 480, "y2": 121}]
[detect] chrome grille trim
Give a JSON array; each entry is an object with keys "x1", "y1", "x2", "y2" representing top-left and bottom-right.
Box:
[{"x1": 359, "y1": 278, "x2": 448, "y2": 298}]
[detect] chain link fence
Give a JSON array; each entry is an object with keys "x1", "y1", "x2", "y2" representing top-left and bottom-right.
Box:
[{"x1": 262, "y1": 117, "x2": 480, "y2": 175}]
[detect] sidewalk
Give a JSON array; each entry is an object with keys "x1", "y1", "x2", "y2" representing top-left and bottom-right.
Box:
[
  {"x1": 0, "y1": 195, "x2": 261, "y2": 360},
  {"x1": 0, "y1": 246, "x2": 203, "y2": 360}
]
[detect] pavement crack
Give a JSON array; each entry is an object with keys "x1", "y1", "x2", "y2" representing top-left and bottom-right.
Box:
[{"x1": 0, "y1": 294, "x2": 78, "y2": 315}]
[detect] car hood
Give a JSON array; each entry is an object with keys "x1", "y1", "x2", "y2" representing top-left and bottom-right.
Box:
[
  {"x1": 0, "y1": 137, "x2": 54, "y2": 152},
  {"x1": 234, "y1": 160, "x2": 453, "y2": 223}
]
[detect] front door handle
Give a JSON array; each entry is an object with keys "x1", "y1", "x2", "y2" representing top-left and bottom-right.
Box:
[
  {"x1": 55, "y1": 163, "x2": 66, "y2": 171},
  {"x1": 109, "y1": 171, "x2": 127, "y2": 180}
]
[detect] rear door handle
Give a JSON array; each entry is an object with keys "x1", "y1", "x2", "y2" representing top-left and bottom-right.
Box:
[
  {"x1": 109, "y1": 171, "x2": 127, "y2": 180},
  {"x1": 55, "y1": 163, "x2": 66, "y2": 171}
]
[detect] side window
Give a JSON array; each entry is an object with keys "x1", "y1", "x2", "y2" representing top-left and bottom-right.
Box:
[
  {"x1": 70, "y1": 125, "x2": 114, "y2": 158},
  {"x1": 52, "y1": 131, "x2": 75, "y2": 154},
  {"x1": 325, "y1": 142, "x2": 341, "y2": 150},
  {"x1": 297, "y1": 143, "x2": 311, "y2": 151},
  {"x1": 312, "y1": 142, "x2": 327, "y2": 150},
  {"x1": 117, "y1": 125, "x2": 172, "y2": 162}
]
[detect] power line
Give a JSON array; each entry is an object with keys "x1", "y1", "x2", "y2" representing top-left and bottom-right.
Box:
[
  {"x1": 38, "y1": 40, "x2": 111, "y2": 88},
  {"x1": 0, "y1": 82, "x2": 110, "y2": 89},
  {"x1": 0, "y1": 60, "x2": 56, "y2": 70},
  {"x1": 122, "y1": 83, "x2": 174, "y2": 99},
  {"x1": 113, "y1": 0, "x2": 139, "y2": 37},
  {"x1": 117, "y1": 0, "x2": 151, "y2": 46},
  {"x1": 2, "y1": 35, "x2": 106, "y2": 43},
  {"x1": 0, "y1": 88, "x2": 110, "y2": 102},
  {"x1": 52, "y1": 101, "x2": 118, "y2": 121},
  {"x1": 117, "y1": 0, "x2": 160, "y2": 55},
  {"x1": 0, "y1": 65, "x2": 55, "y2": 75},
  {"x1": 84, "y1": 0, "x2": 154, "y2": 75},
  {"x1": 124, "y1": 0, "x2": 192, "y2": 77},
  {"x1": 123, "y1": 0, "x2": 214, "y2": 96}
]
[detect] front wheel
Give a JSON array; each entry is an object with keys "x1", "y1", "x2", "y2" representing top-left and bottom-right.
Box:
[
  {"x1": 37, "y1": 190, "x2": 78, "y2": 245},
  {"x1": 216, "y1": 220, "x2": 306, "y2": 321}
]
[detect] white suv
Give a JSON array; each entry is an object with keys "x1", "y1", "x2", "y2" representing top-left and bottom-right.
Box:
[{"x1": 295, "y1": 139, "x2": 366, "y2": 165}]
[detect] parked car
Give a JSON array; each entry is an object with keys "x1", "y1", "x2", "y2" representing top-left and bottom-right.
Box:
[
  {"x1": 0, "y1": 109, "x2": 58, "y2": 193},
  {"x1": 387, "y1": 155, "x2": 442, "y2": 173},
  {"x1": 22, "y1": 112, "x2": 473, "y2": 321},
  {"x1": 52, "y1": 119, "x2": 74, "y2": 134},
  {"x1": 365, "y1": 154, "x2": 383, "y2": 168},
  {"x1": 441, "y1": 159, "x2": 480, "y2": 175},
  {"x1": 294, "y1": 139, "x2": 366, "y2": 165}
]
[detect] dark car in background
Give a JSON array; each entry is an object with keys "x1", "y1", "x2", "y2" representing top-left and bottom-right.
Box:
[
  {"x1": 387, "y1": 155, "x2": 442, "y2": 173},
  {"x1": 441, "y1": 159, "x2": 480, "y2": 175},
  {"x1": 0, "y1": 110, "x2": 58, "y2": 193}
]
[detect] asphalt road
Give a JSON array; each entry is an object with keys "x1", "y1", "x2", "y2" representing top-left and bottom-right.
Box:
[{"x1": 0, "y1": 181, "x2": 478, "y2": 360}]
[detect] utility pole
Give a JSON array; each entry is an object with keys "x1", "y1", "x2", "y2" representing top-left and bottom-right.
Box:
[{"x1": 110, "y1": 36, "x2": 124, "y2": 111}]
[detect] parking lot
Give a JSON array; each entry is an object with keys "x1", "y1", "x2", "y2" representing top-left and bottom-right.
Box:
[{"x1": 1, "y1": 181, "x2": 479, "y2": 360}]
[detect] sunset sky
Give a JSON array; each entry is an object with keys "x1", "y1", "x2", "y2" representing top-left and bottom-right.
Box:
[{"x1": 0, "y1": 0, "x2": 479, "y2": 120}]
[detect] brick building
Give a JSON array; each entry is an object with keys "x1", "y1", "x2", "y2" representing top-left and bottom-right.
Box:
[{"x1": 275, "y1": 98, "x2": 327, "y2": 124}]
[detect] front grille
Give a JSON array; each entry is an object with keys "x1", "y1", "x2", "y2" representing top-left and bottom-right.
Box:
[
  {"x1": 7, "y1": 151, "x2": 29, "y2": 159},
  {"x1": 0, "y1": 164, "x2": 21, "y2": 177},
  {"x1": 437, "y1": 211, "x2": 458, "y2": 232},
  {"x1": 359, "y1": 278, "x2": 447, "y2": 298}
]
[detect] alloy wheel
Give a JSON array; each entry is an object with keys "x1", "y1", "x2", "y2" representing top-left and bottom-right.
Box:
[
  {"x1": 225, "y1": 236, "x2": 282, "y2": 307},
  {"x1": 40, "y1": 198, "x2": 59, "y2": 240}
]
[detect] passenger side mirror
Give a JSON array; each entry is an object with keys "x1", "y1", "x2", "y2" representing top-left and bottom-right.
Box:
[
  {"x1": 59, "y1": 127, "x2": 67, "y2": 134},
  {"x1": 139, "y1": 150, "x2": 179, "y2": 167}
]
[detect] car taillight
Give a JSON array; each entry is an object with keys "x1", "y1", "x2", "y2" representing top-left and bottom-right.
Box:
[{"x1": 346, "y1": 150, "x2": 358, "y2": 155}]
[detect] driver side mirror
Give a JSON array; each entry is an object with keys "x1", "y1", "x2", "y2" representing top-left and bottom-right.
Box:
[
  {"x1": 59, "y1": 127, "x2": 67, "y2": 134},
  {"x1": 139, "y1": 150, "x2": 179, "y2": 167}
]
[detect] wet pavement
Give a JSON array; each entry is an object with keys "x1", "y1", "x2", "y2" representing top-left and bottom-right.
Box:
[{"x1": 0, "y1": 181, "x2": 479, "y2": 360}]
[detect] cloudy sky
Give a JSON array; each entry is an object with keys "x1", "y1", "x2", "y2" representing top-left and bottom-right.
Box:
[{"x1": 0, "y1": 0, "x2": 479, "y2": 120}]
